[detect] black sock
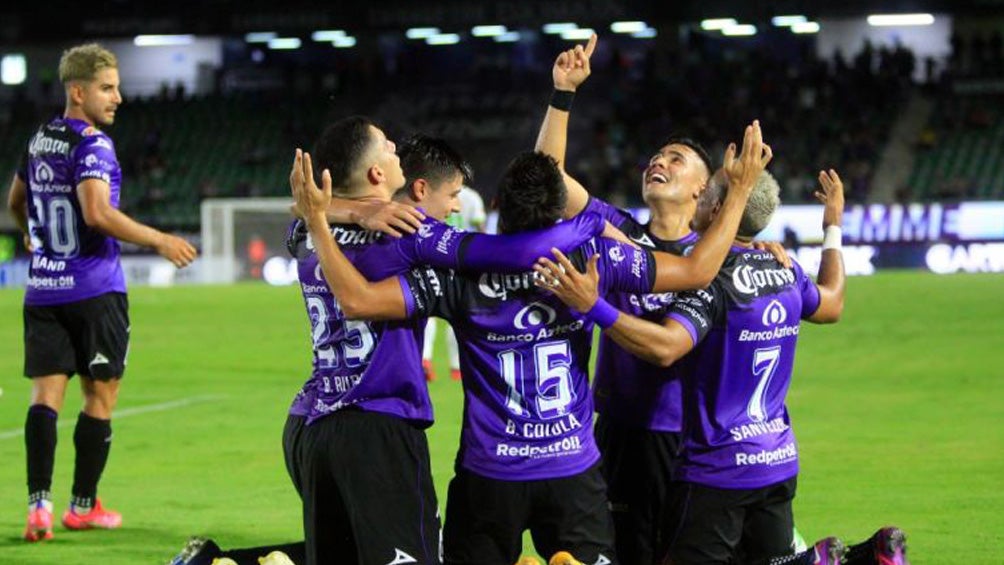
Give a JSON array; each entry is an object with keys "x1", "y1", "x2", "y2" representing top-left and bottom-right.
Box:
[
  {"x1": 25, "y1": 404, "x2": 58, "y2": 500},
  {"x1": 843, "y1": 535, "x2": 876, "y2": 565},
  {"x1": 71, "y1": 412, "x2": 112, "y2": 505},
  {"x1": 223, "y1": 542, "x2": 306, "y2": 564}
]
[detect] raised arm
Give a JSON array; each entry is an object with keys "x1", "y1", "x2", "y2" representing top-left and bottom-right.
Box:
[
  {"x1": 291, "y1": 149, "x2": 410, "y2": 321},
  {"x1": 533, "y1": 250, "x2": 694, "y2": 366},
  {"x1": 649, "y1": 121, "x2": 773, "y2": 292},
  {"x1": 77, "y1": 179, "x2": 196, "y2": 268},
  {"x1": 534, "y1": 34, "x2": 597, "y2": 218},
  {"x1": 807, "y1": 169, "x2": 845, "y2": 323}
]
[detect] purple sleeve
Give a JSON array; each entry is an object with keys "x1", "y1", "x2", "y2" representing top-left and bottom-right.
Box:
[
  {"x1": 595, "y1": 239, "x2": 656, "y2": 295},
  {"x1": 410, "y1": 211, "x2": 605, "y2": 272},
  {"x1": 73, "y1": 134, "x2": 118, "y2": 186},
  {"x1": 583, "y1": 197, "x2": 638, "y2": 231},
  {"x1": 400, "y1": 266, "x2": 462, "y2": 320},
  {"x1": 397, "y1": 274, "x2": 417, "y2": 317},
  {"x1": 666, "y1": 287, "x2": 719, "y2": 346},
  {"x1": 793, "y1": 260, "x2": 822, "y2": 319}
]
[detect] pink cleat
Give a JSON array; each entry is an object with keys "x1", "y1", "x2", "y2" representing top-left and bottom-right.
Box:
[
  {"x1": 62, "y1": 498, "x2": 122, "y2": 530},
  {"x1": 812, "y1": 537, "x2": 846, "y2": 565},
  {"x1": 874, "y1": 527, "x2": 909, "y2": 565},
  {"x1": 24, "y1": 501, "x2": 54, "y2": 542}
]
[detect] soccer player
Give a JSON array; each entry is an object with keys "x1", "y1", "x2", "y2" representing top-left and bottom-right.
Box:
[
  {"x1": 289, "y1": 111, "x2": 770, "y2": 564},
  {"x1": 537, "y1": 167, "x2": 908, "y2": 565},
  {"x1": 422, "y1": 184, "x2": 487, "y2": 382},
  {"x1": 535, "y1": 34, "x2": 721, "y2": 564},
  {"x1": 280, "y1": 118, "x2": 610, "y2": 565},
  {"x1": 6, "y1": 43, "x2": 197, "y2": 543}
]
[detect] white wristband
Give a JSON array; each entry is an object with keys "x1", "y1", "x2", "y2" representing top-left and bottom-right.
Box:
[{"x1": 822, "y1": 225, "x2": 842, "y2": 250}]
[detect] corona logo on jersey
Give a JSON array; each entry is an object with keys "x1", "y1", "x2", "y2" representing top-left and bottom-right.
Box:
[
  {"x1": 477, "y1": 272, "x2": 535, "y2": 300},
  {"x1": 732, "y1": 264, "x2": 795, "y2": 296},
  {"x1": 514, "y1": 302, "x2": 557, "y2": 330}
]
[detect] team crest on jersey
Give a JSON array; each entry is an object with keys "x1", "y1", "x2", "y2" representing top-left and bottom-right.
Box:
[{"x1": 608, "y1": 245, "x2": 626, "y2": 263}]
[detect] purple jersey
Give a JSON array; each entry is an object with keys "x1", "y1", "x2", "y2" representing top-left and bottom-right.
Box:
[
  {"x1": 667, "y1": 247, "x2": 821, "y2": 489},
  {"x1": 403, "y1": 238, "x2": 656, "y2": 480},
  {"x1": 17, "y1": 118, "x2": 125, "y2": 306},
  {"x1": 586, "y1": 197, "x2": 697, "y2": 432},
  {"x1": 286, "y1": 212, "x2": 605, "y2": 426}
]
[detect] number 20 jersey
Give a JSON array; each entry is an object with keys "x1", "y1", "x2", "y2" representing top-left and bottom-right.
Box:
[
  {"x1": 666, "y1": 247, "x2": 821, "y2": 489},
  {"x1": 402, "y1": 238, "x2": 656, "y2": 480},
  {"x1": 18, "y1": 117, "x2": 125, "y2": 306}
]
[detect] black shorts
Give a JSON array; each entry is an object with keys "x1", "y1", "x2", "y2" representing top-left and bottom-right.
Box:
[
  {"x1": 662, "y1": 477, "x2": 797, "y2": 565},
  {"x1": 282, "y1": 409, "x2": 441, "y2": 565},
  {"x1": 595, "y1": 415, "x2": 681, "y2": 565},
  {"x1": 443, "y1": 464, "x2": 616, "y2": 565},
  {"x1": 23, "y1": 292, "x2": 129, "y2": 381}
]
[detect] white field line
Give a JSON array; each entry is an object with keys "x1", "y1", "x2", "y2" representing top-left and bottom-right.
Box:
[{"x1": 0, "y1": 394, "x2": 225, "y2": 440}]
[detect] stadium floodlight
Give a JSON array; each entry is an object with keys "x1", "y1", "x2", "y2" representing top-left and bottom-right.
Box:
[
  {"x1": 632, "y1": 27, "x2": 657, "y2": 38},
  {"x1": 267, "y1": 37, "x2": 302, "y2": 50},
  {"x1": 543, "y1": 22, "x2": 578, "y2": 34},
  {"x1": 494, "y1": 31, "x2": 521, "y2": 43},
  {"x1": 1, "y1": 54, "x2": 27, "y2": 85},
  {"x1": 406, "y1": 27, "x2": 440, "y2": 39},
  {"x1": 245, "y1": 32, "x2": 276, "y2": 43},
  {"x1": 561, "y1": 28, "x2": 595, "y2": 40},
  {"x1": 771, "y1": 15, "x2": 807, "y2": 27},
  {"x1": 867, "y1": 13, "x2": 935, "y2": 26},
  {"x1": 332, "y1": 36, "x2": 357, "y2": 48},
  {"x1": 721, "y1": 24, "x2": 757, "y2": 36},
  {"x1": 426, "y1": 33, "x2": 461, "y2": 45},
  {"x1": 134, "y1": 34, "x2": 195, "y2": 47},
  {"x1": 791, "y1": 21, "x2": 821, "y2": 34},
  {"x1": 610, "y1": 21, "x2": 647, "y2": 34},
  {"x1": 311, "y1": 30, "x2": 346, "y2": 41},
  {"x1": 700, "y1": 18, "x2": 737, "y2": 31},
  {"x1": 472, "y1": 25, "x2": 507, "y2": 37}
]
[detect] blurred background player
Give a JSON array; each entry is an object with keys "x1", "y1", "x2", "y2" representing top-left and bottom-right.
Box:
[
  {"x1": 6, "y1": 43, "x2": 196, "y2": 543},
  {"x1": 422, "y1": 184, "x2": 486, "y2": 382}
]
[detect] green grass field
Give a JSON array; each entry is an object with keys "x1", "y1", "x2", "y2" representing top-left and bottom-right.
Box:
[{"x1": 0, "y1": 271, "x2": 1002, "y2": 564}]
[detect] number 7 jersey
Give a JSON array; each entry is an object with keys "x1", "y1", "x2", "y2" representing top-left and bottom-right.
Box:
[
  {"x1": 18, "y1": 117, "x2": 125, "y2": 306},
  {"x1": 666, "y1": 246, "x2": 821, "y2": 489}
]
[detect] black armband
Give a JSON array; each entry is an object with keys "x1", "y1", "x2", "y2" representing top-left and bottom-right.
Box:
[{"x1": 549, "y1": 89, "x2": 575, "y2": 112}]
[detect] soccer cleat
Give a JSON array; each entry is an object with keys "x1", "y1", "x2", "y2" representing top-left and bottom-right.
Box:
[
  {"x1": 168, "y1": 537, "x2": 223, "y2": 565},
  {"x1": 549, "y1": 551, "x2": 583, "y2": 565},
  {"x1": 422, "y1": 359, "x2": 437, "y2": 382},
  {"x1": 24, "y1": 501, "x2": 54, "y2": 542},
  {"x1": 62, "y1": 498, "x2": 122, "y2": 530},
  {"x1": 812, "y1": 537, "x2": 846, "y2": 565},
  {"x1": 211, "y1": 559, "x2": 238, "y2": 565},
  {"x1": 259, "y1": 551, "x2": 296, "y2": 565},
  {"x1": 515, "y1": 557, "x2": 542, "y2": 565},
  {"x1": 449, "y1": 368, "x2": 462, "y2": 381},
  {"x1": 873, "y1": 527, "x2": 909, "y2": 565}
]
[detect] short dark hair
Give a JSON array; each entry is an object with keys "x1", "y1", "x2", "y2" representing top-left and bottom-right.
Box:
[
  {"x1": 664, "y1": 136, "x2": 713, "y2": 179},
  {"x1": 496, "y1": 151, "x2": 567, "y2": 234},
  {"x1": 398, "y1": 134, "x2": 473, "y2": 192},
  {"x1": 312, "y1": 116, "x2": 376, "y2": 195}
]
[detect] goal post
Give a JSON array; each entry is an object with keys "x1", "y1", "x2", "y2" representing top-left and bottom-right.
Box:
[{"x1": 200, "y1": 197, "x2": 297, "y2": 284}]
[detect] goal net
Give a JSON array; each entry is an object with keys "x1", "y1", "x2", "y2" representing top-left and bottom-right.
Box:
[{"x1": 200, "y1": 197, "x2": 297, "y2": 284}]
